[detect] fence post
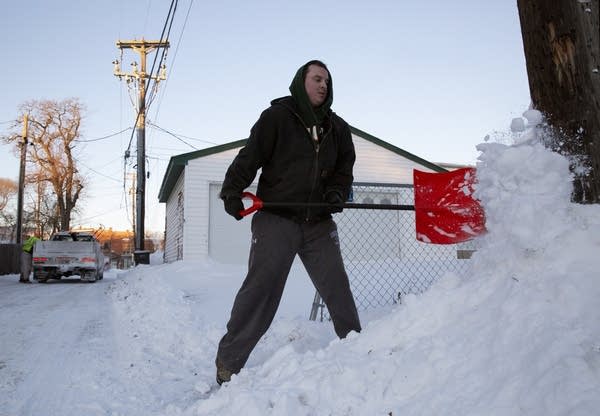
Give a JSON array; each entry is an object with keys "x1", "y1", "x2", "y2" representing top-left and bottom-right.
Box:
[{"x1": 309, "y1": 292, "x2": 324, "y2": 321}]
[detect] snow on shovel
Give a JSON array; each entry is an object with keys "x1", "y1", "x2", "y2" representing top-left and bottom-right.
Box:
[
  {"x1": 239, "y1": 167, "x2": 485, "y2": 245},
  {"x1": 414, "y1": 167, "x2": 486, "y2": 244}
]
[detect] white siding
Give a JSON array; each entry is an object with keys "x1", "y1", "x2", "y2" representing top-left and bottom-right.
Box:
[
  {"x1": 181, "y1": 148, "x2": 255, "y2": 260},
  {"x1": 164, "y1": 172, "x2": 184, "y2": 263},
  {"x1": 353, "y1": 135, "x2": 437, "y2": 183},
  {"x1": 208, "y1": 182, "x2": 257, "y2": 263}
]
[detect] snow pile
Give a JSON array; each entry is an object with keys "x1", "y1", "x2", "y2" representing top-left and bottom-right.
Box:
[{"x1": 188, "y1": 112, "x2": 600, "y2": 415}]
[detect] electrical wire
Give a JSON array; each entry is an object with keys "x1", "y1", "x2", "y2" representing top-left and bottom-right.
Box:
[
  {"x1": 149, "y1": 1, "x2": 178, "y2": 103},
  {"x1": 119, "y1": 0, "x2": 178, "y2": 231},
  {"x1": 77, "y1": 160, "x2": 123, "y2": 183},
  {"x1": 138, "y1": 0, "x2": 178, "y2": 141},
  {"x1": 92, "y1": 155, "x2": 125, "y2": 170},
  {"x1": 148, "y1": 122, "x2": 220, "y2": 148},
  {"x1": 75, "y1": 127, "x2": 133, "y2": 143},
  {"x1": 75, "y1": 206, "x2": 131, "y2": 224},
  {"x1": 144, "y1": 0, "x2": 194, "y2": 194},
  {"x1": 124, "y1": 0, "x2": 178, "y2": 156},
  {"x1": 150, "y1": 124, "x2": 197, "y2": 149},
  {"x1": 150, "y1": 0, "x2": 194, "y2": 123}
]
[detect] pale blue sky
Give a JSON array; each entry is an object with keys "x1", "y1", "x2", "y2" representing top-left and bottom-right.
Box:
[{"x1": 0, "y1": 0, "x2": 531, "y2": 231}]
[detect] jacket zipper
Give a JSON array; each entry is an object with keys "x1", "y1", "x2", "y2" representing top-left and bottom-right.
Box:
[
  {"x1": 288, "y1": 107, "x2": 331, "y2": 222},
  {"x1": 306, "y1": 141, "x2": 320, "y2": 221},
  {"x1": 305, "y1": 125, "x2": 332, "y2": 221}
]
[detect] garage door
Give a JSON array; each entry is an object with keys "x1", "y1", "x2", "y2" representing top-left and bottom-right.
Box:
[{"x1": 208, "y1": 183, "x2": 256, "y2": 264}]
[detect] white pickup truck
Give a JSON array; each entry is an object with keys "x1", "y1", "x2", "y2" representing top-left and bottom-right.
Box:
[{"x1": 32, "y1": 231, "x2": 105, "y2": 283}]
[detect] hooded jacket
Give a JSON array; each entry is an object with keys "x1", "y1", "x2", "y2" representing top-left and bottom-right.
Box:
[{"x1": 220, "y1": 95, "x2": 355, "y2": 222}]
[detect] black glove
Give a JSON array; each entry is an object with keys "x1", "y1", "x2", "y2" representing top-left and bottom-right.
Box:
[
  {"x1": 324, "y1": 190, "x2": 344, "y2": 213},
  {"x1": 223, "y1": 196, "x2": 244, "y2": 220}
]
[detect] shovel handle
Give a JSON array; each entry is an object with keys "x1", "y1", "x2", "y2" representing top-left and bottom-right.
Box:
[
  {"x1": 240, "y1": 192, "x2": 264, "y2": 217},
  {"x1": 239, "y1": 191, "x2": 415, "y2": 218}
]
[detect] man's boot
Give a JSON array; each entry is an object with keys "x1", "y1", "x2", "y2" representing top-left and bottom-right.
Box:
[{"x1": 215, "y1": 358, "x2": 234, "y2": 385}]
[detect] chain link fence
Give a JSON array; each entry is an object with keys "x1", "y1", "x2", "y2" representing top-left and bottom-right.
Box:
[{"x1": 310, "y1": 183, "x2": 476, "y2": 321}]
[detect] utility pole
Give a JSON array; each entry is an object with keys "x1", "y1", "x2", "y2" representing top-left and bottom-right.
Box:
[
  {"x1": 16, "y1": 114, "x2": 28, "y2": 245},
  {"x1": 129, "y1": 172, "x2": 136, "y2": 235},
  {"x1": 113, "y1": 39, "x2": 168, "y2": 262},
  {"x1": 36, "y1": 180, "x2": 41, "y2": 237}
]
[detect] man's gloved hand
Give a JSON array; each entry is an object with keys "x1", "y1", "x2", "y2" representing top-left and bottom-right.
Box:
[
  {"x1": 223, "y1": 196, "x2": 244, "y2": 220},
  {"x1": 324, "y1": 190, "x2": 344, "y2": 213}
]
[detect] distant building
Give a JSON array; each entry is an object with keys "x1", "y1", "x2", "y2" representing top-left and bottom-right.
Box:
[
  {"x1": 0, "y1": 225, "x2": 15, "y2": 243},
  {"x1": 0, "y1": 225, "x2": 38, "y2": 244},
  {"x1": 70, "y1": 227, "x2": 159, "y2": 269}
]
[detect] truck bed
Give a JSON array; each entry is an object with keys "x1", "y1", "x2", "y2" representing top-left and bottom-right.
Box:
[{"x1": 33, "y1": 240, "x2": 104, "y2": 282}]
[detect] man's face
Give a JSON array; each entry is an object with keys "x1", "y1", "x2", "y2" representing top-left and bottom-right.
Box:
[{"x1": 304, "y1": 65, "x2": 329, "y2": 107}]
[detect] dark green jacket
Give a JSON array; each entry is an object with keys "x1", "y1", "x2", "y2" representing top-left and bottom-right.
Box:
[{"x1": 220, "y1": 96, "x2": 355, "y2": 222}]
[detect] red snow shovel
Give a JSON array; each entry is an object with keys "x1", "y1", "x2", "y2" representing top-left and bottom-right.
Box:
[{"x1": 239, "y1": 167, "x2": 485, "y2": 244}]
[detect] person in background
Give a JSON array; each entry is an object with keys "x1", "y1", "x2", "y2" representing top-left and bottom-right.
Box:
[
  {"x1": 20, "y1": 234, "x2": 40, "y2": 283},
  {"x1": 215, "y1": 59, "x2": 362, "y2": 385}
]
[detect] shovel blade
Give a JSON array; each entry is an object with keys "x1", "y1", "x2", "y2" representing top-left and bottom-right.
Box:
[{"x1": 414, "y1": 168, "x2": 486, "y2": 244}]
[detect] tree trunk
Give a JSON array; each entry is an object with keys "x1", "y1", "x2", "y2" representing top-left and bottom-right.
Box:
[{"x1": 517, "y1": 0, "x2": 600, "y2": 202}]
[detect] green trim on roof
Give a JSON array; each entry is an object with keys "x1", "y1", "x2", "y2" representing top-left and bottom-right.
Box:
[
  {"x1": 158, "y1": 139, "x2": 247, "y2": 202},
  {"x1": 349, "y1": 125, "x2": 448, "y2": 174},
  {"x1": 158, "y1": 127, "x2": 447, "y2": 203}
]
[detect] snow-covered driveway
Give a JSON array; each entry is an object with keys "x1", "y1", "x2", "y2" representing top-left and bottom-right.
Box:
[
  {"x1": 0, "y1": 260, "x2": 328, "y2": 416},
  {"x1": 0, "y1": 275, "x2": 123, "y2": 415}
]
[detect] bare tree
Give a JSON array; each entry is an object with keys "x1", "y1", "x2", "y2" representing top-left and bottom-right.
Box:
[
  {"x1": 0, "y1": 177, "x2": 17, "y2": 214},
  {"x1": 517, "y1": 0, "x2": 600, "y2": 202},
  {"x1": 2, "y1": 98, "x2": 86, "y2": 230},
  {"x1": 27, "y1": 176, "x2": 59, "y2": 237}
]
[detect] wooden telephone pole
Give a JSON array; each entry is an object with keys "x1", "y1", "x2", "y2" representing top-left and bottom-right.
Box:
[
  {"x1": 113, "y1": 39, "x2": 168, "y2": 260},
  {"x1": 16, "y1": 114, "x2": 28, "y2": 244},
  {"x1": 517, "y1": 0, "x2": 600, "y2": 202}
]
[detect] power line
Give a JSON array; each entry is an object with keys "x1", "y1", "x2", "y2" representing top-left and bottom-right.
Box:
[
  {"x1": 148, "y1": 122, "x2": 218, "y2": 146},
  {"x1": 147, "y1": 1, "x2": 178, "y2": 107},
  {"x1": 75, "y1": 127, "x2": 133, "y2": 143},
  {"x1": 77, "y1": 159, "x2": 122, "y2": 183},
  {"x1": 88, "y1": 155, "x2": 124, "y2": 170},
  {"x1": 148, "y1": 147, "x2": 200, "y2": 154},
  {"x1": 74, "y1": 206, "x2": 130, "y2": 224},
  {"x1": 150, "y1": 0, "x2": 194, "y2": 124},
  {"x1": 149, "y1": 122, "x2": 195, "y2": 149},
  {"x1": 145, "y1": 154, "x2": 174, "y2": 162},
  {"x1": 116, "y1": 0, "x2": 179, "y2": 251},
  {"x1": 123, "y1": 0, "x2": 178, "y2": 156}
]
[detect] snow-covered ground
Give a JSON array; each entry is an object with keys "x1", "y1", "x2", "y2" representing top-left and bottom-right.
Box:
[{"x1": 1, "y1": 113, "x2": 600, "y2": 415}]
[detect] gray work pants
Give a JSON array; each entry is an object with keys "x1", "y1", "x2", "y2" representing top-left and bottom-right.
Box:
[
  {"x1": 216, "y1": 211, "x2": 361, "y2": 373},
  {"x1": 20, "y1": 251, "x2": 32, "y2": 282}
]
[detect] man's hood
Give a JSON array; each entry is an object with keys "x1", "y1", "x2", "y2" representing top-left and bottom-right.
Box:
[{"x1": 287, "y1": 62, "x2": 333, "y2": 127}]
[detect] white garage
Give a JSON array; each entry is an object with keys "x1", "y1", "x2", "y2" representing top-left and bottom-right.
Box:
[{"x1": 158, "y1": 126, "x2": 448, "y2": 265}]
